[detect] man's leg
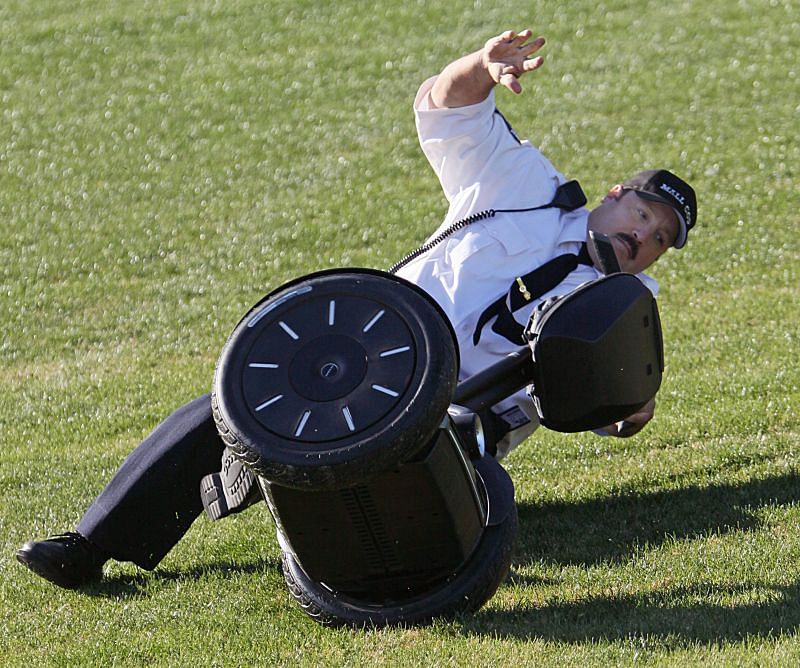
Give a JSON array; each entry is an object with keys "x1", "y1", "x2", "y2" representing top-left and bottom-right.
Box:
[
  {"x1": 77, "y1": 392, "x2": 225, "y2": 568},
  {"x1": 17, "y1": 393, "x2": 226, "y2": 587}
]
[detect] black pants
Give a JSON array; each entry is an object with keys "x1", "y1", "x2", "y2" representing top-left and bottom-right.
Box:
[{"x1": 77, "y1": 393, "x2": 224, "y2": 569}]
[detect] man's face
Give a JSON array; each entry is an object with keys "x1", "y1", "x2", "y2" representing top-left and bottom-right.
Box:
[{"x1": 586, "y1": 186, "x2": 680, "y2": 274}]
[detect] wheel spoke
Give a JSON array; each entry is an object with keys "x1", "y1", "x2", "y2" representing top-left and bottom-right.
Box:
[
  {"x1": 379, "y1": 345, "x2": 411, "y2": 358},
  {"x1": 342, "y1": 406, "x2": 355, "y2": 432},
  {"x1": 279, "y1": 321, "x2": 300, "y2": 340},
  {"x1": 362, "y1": 309, "x2": 385, "y2": 332},
  {"x1": 255, "y1": 394, "x2": 284, "y2": 411},
  {"x1": 294, "y1": 410, "x2": 312, "y2": 437}
]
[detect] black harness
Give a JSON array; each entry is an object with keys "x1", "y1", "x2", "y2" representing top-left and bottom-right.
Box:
[
  {"x1": 472, "y1": 241, "x2": 593, "y2": 346},
  {"x1": 467, "y1": 179, "x2": 596, "y2": 346}
]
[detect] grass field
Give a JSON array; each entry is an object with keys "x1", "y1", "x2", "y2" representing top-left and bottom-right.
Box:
[{"x1": 1, "y1": 0, "x2": 798, "y2": 665}]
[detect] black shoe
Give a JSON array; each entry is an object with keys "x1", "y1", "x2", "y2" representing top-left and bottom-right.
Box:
[{"x1": 16, "y1": 532, "x2": 107, "y2": 589}]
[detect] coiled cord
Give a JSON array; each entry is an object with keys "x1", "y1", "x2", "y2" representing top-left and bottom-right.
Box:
[
  {"x1": 388, "y1": 209, "x2": 496, "y2": 274},
  {"x1": 388, "y1": 180, "x2": 586, "y2": 275}
]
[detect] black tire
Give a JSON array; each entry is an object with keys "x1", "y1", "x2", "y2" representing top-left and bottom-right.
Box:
[
  {"x1": 279, "y1": 465, "x2": 518, "y2": 627},
  {"x1": 213, "y1": 269, "x2": 459, "y2": 489}
]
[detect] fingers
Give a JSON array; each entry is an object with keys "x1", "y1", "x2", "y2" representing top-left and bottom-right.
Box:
[
  {"x1": 496, "y1": 57, "x2": 545, "y2": 94},
  {"x1": 502, "y1": 30, "x2": 544, "y2": 49},
  {"x1": 612, "y1": 398, "x2": 657, "y2": 437},
  {"x1": 512, "y1": 29, "x2": 533, "y2": 44},
  {"x1": 521, "y1": 55, "x2": 545, "y2": 74},
  {"x1": 487, "y1": 61, "x2": 508, "y2": 85},
  {"x1": 492, "y1": 29, "x2": 544, "y2": 52},
  {"x1": 487, "y1": 29, "x2": 546, "y2": 94},
  {"x1": 520, "y1": 36, "x2": 546, "y2": 57},
  {"x1": 500, "y1": 28, "x2": 534, "y2": 43},
  {"x1": 499, "y1": 71, "x2": 522, "y2": 94}
]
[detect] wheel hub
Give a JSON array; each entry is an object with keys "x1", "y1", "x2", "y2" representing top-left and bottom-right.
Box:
[{"x1": 288, "y1": 334, "x2": 368, "y2": 402}]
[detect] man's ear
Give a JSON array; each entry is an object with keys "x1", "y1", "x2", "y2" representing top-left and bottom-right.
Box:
[{"x1": 604, "y1": 184, "x2": 624, "y2": 201}]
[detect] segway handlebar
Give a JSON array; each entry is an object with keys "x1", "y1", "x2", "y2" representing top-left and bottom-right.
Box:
[
  {"x1": 452, "y1": 347, "x2": 533, "y2": 412},
  {"x1": 451, "y1": 269, "x2": 664, "y2": 434},
  {"x1": 451, "y1": 232, "x2": 622, "y2": 414}
]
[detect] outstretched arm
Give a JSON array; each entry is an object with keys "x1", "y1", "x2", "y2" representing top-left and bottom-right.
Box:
[{"x1": 429, "y1": 29, "x2": 546, "y2": 109}]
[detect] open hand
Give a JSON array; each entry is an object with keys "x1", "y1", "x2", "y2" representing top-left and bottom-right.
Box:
[{"x1": 482, "y1": 29, "x2": 546, "y2": 94}]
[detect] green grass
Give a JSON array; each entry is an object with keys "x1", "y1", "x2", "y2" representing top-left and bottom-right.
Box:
[{"x1": 1, "y1": 0, "x2": 798, "y2": 665}]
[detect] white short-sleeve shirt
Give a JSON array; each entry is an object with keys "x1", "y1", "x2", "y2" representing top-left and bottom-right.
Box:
[{"x1": 396, "y1": 77, "x2": 658, "y2": 458}]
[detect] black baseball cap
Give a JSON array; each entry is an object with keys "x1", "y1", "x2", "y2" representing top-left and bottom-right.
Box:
[{"x1": 622, "y1": 169, "x2": 697, "y2": 249}]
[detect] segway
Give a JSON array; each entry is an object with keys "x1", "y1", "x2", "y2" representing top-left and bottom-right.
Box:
[{"x1": 211, "y1": 256, "x2": 663, "y2": 626}]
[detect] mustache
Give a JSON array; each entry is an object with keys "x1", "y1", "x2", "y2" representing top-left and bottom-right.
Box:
[{"x1": 616, "y1": 233, "x2": 638, "y2": 260}]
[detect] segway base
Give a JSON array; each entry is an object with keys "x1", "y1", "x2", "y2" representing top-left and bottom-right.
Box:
[{"x1": 279, "y1": 457, "x2": 517, "y2": 628}]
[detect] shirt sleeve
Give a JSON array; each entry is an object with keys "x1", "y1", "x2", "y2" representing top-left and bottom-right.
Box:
[{"x1": 414, "y1": 76, "x2": 553, "y2": 205}]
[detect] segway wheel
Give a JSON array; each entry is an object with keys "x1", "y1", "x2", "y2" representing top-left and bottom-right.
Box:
[
  {"x1": 279, "y1": 464, "x2": 518, "y2": 627},
  {"x1": 213, "y1": 269, "x2": 459, "y2": 489}
]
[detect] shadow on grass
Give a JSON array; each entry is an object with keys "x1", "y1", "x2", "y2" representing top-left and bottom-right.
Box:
[
  {"x1": 464, "y1": 471, "x2": 800, "y2": 642},
  {"x1": 79, "y1": 472, "x2": 800, "y2": 641},
  {"x1": 83, "y1": 556, "x2": 281, "y2": 599},
  {"x1": 514, "y1": 471, "x2": 800, "y2": 567},
  {"x1": 466, "y1": 580, "x2": 800, "y2": 643}
]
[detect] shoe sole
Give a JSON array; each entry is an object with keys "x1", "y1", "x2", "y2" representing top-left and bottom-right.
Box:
[{"x1": 200, "y1": 449, "x2": 258, "y2": 520}]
